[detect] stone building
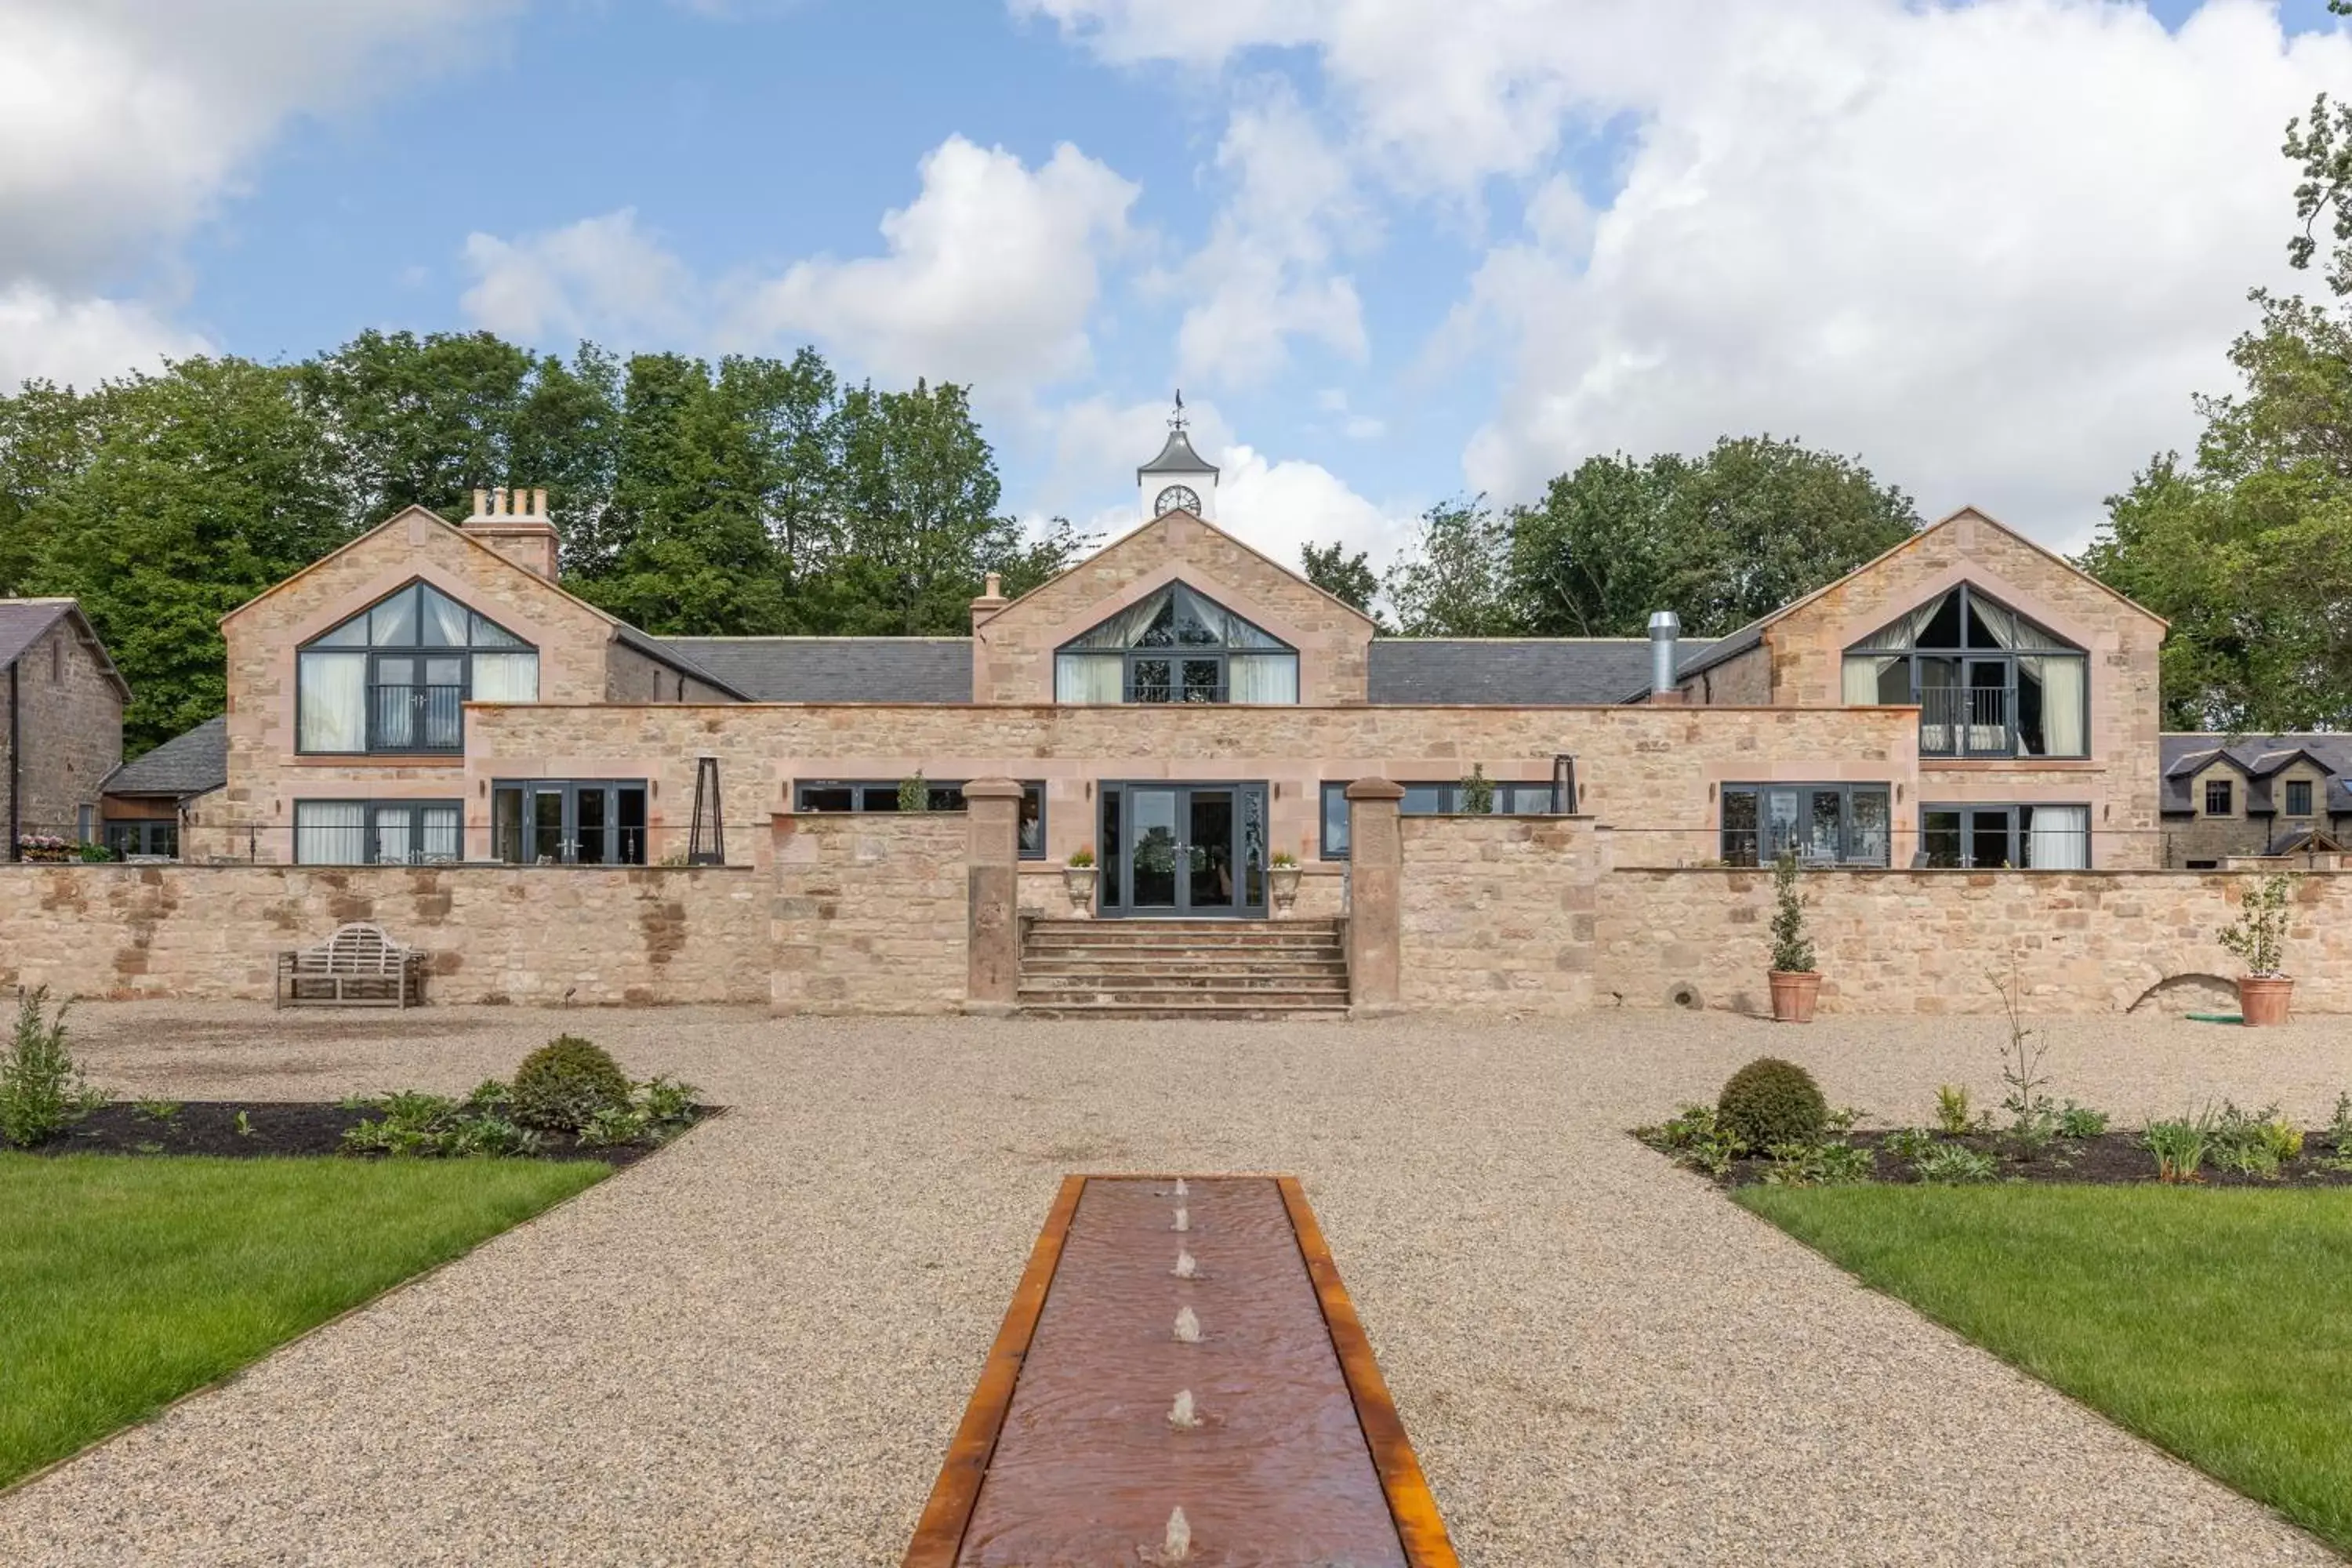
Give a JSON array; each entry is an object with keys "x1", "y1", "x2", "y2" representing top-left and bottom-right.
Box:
[
  {"x1": 0, "y1": 599, "x2": 128, "y2": 858},
  {"x1": 2158, "y1": 734, "x2": 2352, "y2": 867},
  {"x1": 193, "y1": 416, "x2": 2169, "y2": 891}
]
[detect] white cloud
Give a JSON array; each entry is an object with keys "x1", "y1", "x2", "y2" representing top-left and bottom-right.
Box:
[
  {"x1": 0, "y1": 0, "x2": 510, "y2": 390},
  {"x1": 460, "y1": 210, "x2": 698, "y2": 345},
  {"x1": 1170, "y1": 78, "x2": 1370, "y2": 386},
  {"x1": 739, "y1": 136, "x2": 1138, "y2": 395},
  {"x1": 1215, "y1": 443, "x2": 1419, "y2": 576},
  {"x1": 1024, "y1": 0, "x2": 2352, "y2": 545},
  {"x1": 0, "y1": 283, "x2": 209, "y2": 390}
]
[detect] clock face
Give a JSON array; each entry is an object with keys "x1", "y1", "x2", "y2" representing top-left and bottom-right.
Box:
[{"x1": 1154, "y1": 484, "x2": 1203, "y2": 517}]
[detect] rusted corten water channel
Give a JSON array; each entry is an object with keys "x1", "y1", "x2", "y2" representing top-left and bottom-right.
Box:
[{"x1": 906, "y1": 1174, "x2": 1456, "y2": 1567}]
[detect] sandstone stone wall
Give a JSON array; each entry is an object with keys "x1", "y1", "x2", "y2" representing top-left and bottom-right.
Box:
[
  {"x1": 467, "y1": 700, "x2": 1918, "y2": 872},
  {"x1": 0, "y1": 862, "x2": 765, "y2": 1004},
  {"x1": 971, "y1": 511, "x2": 1377, "y2": 706},
  {"x1": 1595, "y1": 866, "x2": 2352, "y2": 1015},
  {"x1": 1398, "y1": 815, "x2": 1605, "y2": 1014},
  {"x1": 9, "y1": 614, "x2": 123, "y2": 841},
  {"x1": 771, "y1": 811, "x2": 967, "y2": 1014},
  {"x1": 604, "y1": 640, "x2": 735, "y2": 704}
]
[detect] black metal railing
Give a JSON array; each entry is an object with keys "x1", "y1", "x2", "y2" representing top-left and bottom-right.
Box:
[
  {"x1": 1918, "y1": 686, "x2": 2012, "y2": 757},
  {"x1": 369, "y1": 684, "x2": 464, "y2": 752}
]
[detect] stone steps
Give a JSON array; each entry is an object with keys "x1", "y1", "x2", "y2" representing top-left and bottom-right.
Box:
[{"x1": 1017, "y1": 918, "x2": 1349, "y2": 1020}]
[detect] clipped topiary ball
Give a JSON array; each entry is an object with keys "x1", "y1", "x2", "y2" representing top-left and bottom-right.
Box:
[
  {"x1": 1717, "y1": 1056, "x2": 1828, "y2": 1149},
  {"x1": 510, "y1": 1035, "x2": 631, "y2": 1132}
]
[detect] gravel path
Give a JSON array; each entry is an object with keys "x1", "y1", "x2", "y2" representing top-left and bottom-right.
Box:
[{"x1": 2, "y1": 1004, "x2": 2346, "y2": 1566}]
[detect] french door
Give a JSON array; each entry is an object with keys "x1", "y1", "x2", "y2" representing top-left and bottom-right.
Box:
[
  {"x1": 1097, "y1": 782, "x2": 1268, "y2": 917},
  {"x1": 492, "y1": 780, "x2": 649, "y2": 866}
]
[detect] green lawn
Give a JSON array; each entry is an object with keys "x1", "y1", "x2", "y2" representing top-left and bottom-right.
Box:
[
  {"x1": 1737, "y1": 1185, "x2": 2352, "y2": 1552},
  {"x1": 0, "y1": 1154, "x2": 606, "y2": 1488}
]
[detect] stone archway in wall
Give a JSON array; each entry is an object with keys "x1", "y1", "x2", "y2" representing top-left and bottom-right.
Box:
[{"x1": 2125, "y1": 972, "x2": 2238, "y2": 1014}]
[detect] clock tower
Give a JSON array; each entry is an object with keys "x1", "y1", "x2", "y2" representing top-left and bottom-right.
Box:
[{"x1": 1137, "y1": 391, "x2": 1218, "y2": 521}]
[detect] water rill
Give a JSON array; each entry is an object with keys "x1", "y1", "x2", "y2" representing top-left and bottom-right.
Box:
[{"x1": 902, "y1": 1175, "x2": 1458, "y2": 1568}]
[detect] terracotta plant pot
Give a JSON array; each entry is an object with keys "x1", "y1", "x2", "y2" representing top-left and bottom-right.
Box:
[
  {"x1": 2238, "y1": 975, "x2": 2293, "y2": 1027},
  {"x1": 1768, "y1": 970, "x2": 1822, "y2": 1024}
]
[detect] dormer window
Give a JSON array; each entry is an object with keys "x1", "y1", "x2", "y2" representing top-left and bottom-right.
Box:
[
  {"x1": 1054, "y1": 583, "x2": 1298, "y2": 705},
  {"x1": 1842, "y1": 583, "x2": 2087, "y2": 757},
  {"x1": 297, "y1": 581, "x2": 539, "y2": 753}
]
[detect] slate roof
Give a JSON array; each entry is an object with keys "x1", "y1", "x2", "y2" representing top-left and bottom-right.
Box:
[
  {"x1": 2159, "y1": 733, "x2": 2352, "y2": 816},
  {"x1": 1371, "y1": 638, "x2": 1716, "y2": 706},
  {"x1": 657, "y1": 637, "x2": 975, "y2": 703},
  {"x1": 0, "y1": 599, "x2": 130, "y2": 699},
  {"x1": 612, "y1": 626, "x2": 752, "y2": 701},
  {"x1": 104, "y1": 716, "x2": 227, "y2": 799}
]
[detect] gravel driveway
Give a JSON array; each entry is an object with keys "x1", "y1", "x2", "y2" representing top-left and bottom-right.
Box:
[{"x1": 2, "y1": 1004, "x2": 2345, "y2": 1566}]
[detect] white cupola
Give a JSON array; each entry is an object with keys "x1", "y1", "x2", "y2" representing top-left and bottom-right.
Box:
[{"x1": 1138, "y1": 392, "x2": 1218, "y2": 521}]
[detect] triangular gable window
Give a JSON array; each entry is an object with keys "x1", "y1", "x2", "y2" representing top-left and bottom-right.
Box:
[
  {"x1": 1841, "y1": 583, "x2": 2086, "y2": 758},
  {"x1": 1055, "y1": 583, "x2": 1298, "y2": 704},
  {"x1": 296, "y1": 580, "x2": 539, "y2": 754}
]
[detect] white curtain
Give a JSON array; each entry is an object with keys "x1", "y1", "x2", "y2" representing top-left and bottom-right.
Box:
[
  {"x1": 372, "y1": 807, "x2": 412, "y2": 866},
  {"x1": 297, "y1": 652, "x2": 367, "y2": 751},
  {"x1": 1857, "y1": 597, "x2": 1947, "y2": 651},
  {"x1": 420, "y1": 806, "x2": 463, "y2": 863},
  {"x1": 1842, "y1": 655, "x2": 1901, "y2": 705},
  {"x1": 1066, "y1": 590, "x2": 1170, "y2": 650},
  {"x1": 421, "y1": 586, "x2": 470, "y2": 645},
  {"x1": 2025, "y1": 655, "x2": 2087, "y2": 757},
  {"x1": 2025, "y1": 804, "x2": 2089, "y2": 869},
  {"x1": 470, "y1": 652, "x2": 539, "y2": 703},
  {"x1": 1228, "y1": 652, "x2": 1299, "y2": 705},
  {"x1": 1054, "y1": 652, "x2": 1124, "y2": 703},
  {"x1": 294, "y1": 802, "x2": 365, "y2": 865}
]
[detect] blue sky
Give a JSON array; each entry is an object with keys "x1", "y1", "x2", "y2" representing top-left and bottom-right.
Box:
[{"x1": 5, "y1": 0, "x2": 2351, "y2": 569}]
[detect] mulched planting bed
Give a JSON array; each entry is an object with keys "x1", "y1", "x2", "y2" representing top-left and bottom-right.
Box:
[
  {"x1": 27, "y1": 1102, "x2": 711, "y2": 1167},
  {"x1": 1710, "y1": 1129, "x2": 2352, "y2": 1189}
]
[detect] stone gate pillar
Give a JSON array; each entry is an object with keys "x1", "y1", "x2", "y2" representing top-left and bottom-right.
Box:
[
  {"x1": 964, "y1": 778, "x2": 1025, "y2": 1015},
  {"x1": 1345, "y1": 778, "x2": 1406, "y2": 1016}
]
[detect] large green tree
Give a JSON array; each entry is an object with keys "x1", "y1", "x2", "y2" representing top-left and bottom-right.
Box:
[
  {"x1": 1508, "y1": 437, "x2": 1919, "y2": 638},
  {"x1": 1381, "y1": 497, "x2": 1521, "y2": 637},
  {"x1": 1299, "y1": 539, "x2": 1382, "y2": 622},
  {"x1": 31, "y1": 358, "x2": 355, "y2": 749},
  {"x1": 2079, "y1": 91, "x2": 2352, "y2": 729}
]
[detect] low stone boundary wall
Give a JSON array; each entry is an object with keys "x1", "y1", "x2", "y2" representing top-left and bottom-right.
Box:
[
  {"x1": 1597, "y1": 867, "x2": 2352, "y2": 1016},
  {"x1": 771, "y1": 812, "x2": 968, "y2": 1014},
  {"x1": 0, "y1": 863, "x2": 766, "y2": 1005},
  {"x1": 1399, "y1": 815, "x2": 1604, "y2": 1014}
]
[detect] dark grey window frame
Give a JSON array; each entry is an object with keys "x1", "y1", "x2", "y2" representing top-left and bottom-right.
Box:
[
  {"x1": 2204, "y1": 778, "x2": 2234, "y2": 816},
  {"x1": 1846, "y1": 583, "x2": 2088, "y2": 760},
  {"x1": 1918, "y1": 802, "x2": 2092, "y2": 869},
  {"x1": 2285, "y1": 779, "x2": 2315, "y2": 817},
  {"x1": 1319, "y1": 778, "x2": 1563, "y2": 861},
  {"x1": 293, "y1": 798, "x2": 464, "y2": 866},
  {"x1": 1719, "y1": 782, "x2": 1893, "y2": 869},
  {"x1": 102, "y1": 818, "x2": 178, "y2": 858},
  {"x1": 295, "y1": 579, "x2": 535, "y2": 757},
  {"x1": 491, "y1": 779, "x2": 649, "y2": 866},
  {"x1": 792, "y1": 778, "x2": 1047, "y2": 860},
  {"x1": 1054, "y1": 583, "x2": 1298, "y2": 706}
]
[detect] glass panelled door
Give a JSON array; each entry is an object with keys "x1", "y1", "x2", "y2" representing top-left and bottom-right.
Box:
[
  {"x1": 494, "y1": 780, "x2": 650, "y2": 866},
  {"x1": 1098, "y1": 782, "x2": 1267, "y2": 916}
]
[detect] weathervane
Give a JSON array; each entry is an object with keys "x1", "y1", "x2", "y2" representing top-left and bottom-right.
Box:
[{"x1": 1169, "y1": 389, "x2": 1187, "y2": 432}]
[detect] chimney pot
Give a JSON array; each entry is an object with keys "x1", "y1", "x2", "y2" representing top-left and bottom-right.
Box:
[
  {"x1": 472, "y1": 488, "x2": 487, "y2": 518},
  {"x1": 984, "y1": 572, "x2": 1003, "y2": 599},
  {"x1": 533, "y1": 487, "x2": 547, "y2": 517},
  {"x1": 1647, "y1": 609, "x2": 1681, "y2": 698}
]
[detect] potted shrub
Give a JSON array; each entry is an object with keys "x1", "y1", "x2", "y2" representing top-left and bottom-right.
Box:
[
  {"x1": 1458, "y1": 764, "x2": 1496, "y2": 815},
  {"x1": 897, "y1": 771, "x2": 931, "y2": 813},
  {"x1": 1064, "y1": 846, "x2": 1098, "y2": 917},
  {"x1": 2218, "y1": 872, "x2": 2298, "y2": 1025},
  {"x1": 1268, "y1": 849, "x2": 1301, "y2": 916},
  {"x1": 1766, "y1": 848, "x2": 1821, "y2": 1023}
]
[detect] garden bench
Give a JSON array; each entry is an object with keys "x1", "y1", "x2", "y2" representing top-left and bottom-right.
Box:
[{"x1": 274, "y1": 922, "x2": 428, "y2": 1010}]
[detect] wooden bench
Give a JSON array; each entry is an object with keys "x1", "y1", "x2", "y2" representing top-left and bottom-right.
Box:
[{"x1": 274, "y1": 923, "x2": 428, "y2": 1010}]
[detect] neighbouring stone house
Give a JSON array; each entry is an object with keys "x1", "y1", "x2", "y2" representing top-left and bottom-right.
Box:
[
  {"x1": 0, "y1": 599, "x2": 128, "y2": 858},
  {"x1": 176, "y1": 414, "x2": 2170, "y2": 901},
  {"x1": 97, "y1": 714, "x2": 229, "y2": 859},
  {"x1": 2159, "y1": 734, "x2": 2352, "y2": 867}
]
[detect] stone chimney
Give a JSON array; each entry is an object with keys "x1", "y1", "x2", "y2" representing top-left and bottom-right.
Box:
[
  {"x1": 969, "y1": 570, "x2": 1008, "y2": 634},
  {"x1": 463, "y1": 486, "x2": 561, "y2": 580}
]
